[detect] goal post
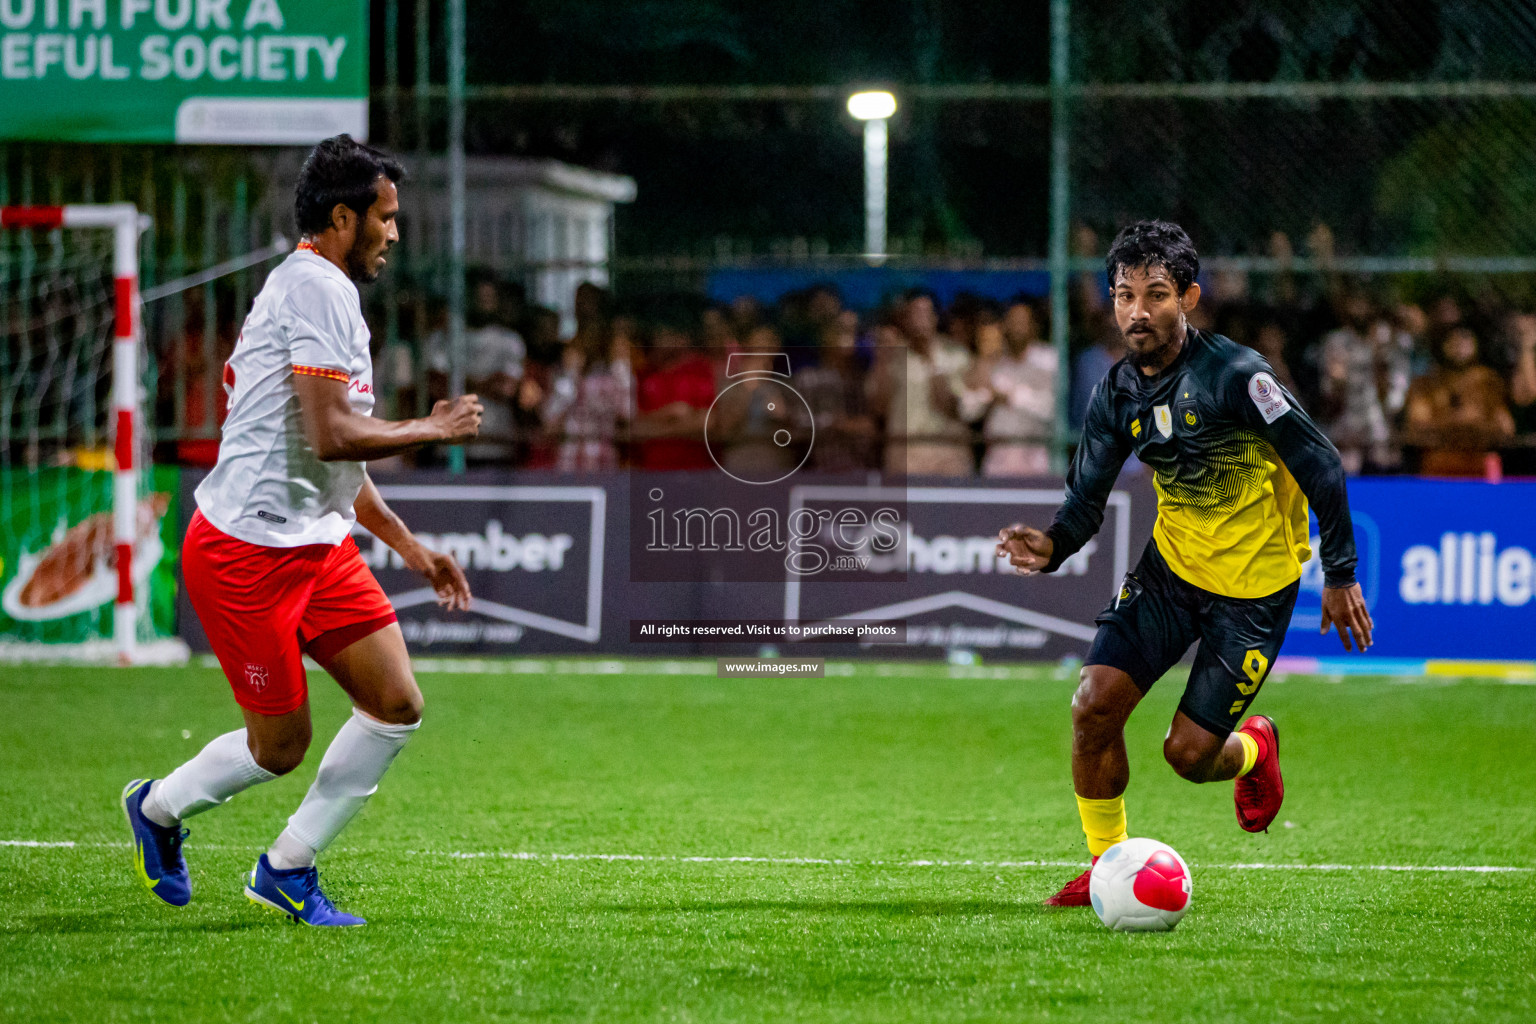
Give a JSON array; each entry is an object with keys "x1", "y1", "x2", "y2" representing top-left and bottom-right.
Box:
[{"x1": 0, "y1": 203, "x2": 168, "y2": 665}]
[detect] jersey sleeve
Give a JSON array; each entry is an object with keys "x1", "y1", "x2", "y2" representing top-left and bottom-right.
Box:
[
  {"x1": 282, "y1": 277, "x2": 358, "y2": 379},
  {"x1": 1043, "y1": 375, "x2": 1130, "y2": 573},
  {"x1": 1224, "y1": 355, "x2": 1359, "y2": 587}
]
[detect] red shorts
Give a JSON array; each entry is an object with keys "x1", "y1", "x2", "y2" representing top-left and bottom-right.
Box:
[{"x1": 183, "y1": 510, "x2": 397, "y2": 716}]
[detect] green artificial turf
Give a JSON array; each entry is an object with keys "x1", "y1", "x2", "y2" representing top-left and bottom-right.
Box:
[{"x1": 2, "y1": 661, "x2": 1533, "y2": 1023}]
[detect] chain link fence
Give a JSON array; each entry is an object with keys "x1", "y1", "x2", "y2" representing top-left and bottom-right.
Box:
[{"x1": 2, "y1": 0, "x2": 1535, "y2": 469}]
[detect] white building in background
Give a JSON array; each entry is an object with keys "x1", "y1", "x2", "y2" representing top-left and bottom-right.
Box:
[{"x1": 405, "y1": 156, "x2": 637, "y2": 333}]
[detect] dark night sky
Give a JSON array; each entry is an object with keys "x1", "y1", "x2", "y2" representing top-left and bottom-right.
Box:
[{"x1": 368, "y1": 1, "x2": 1536, "y2": 258}]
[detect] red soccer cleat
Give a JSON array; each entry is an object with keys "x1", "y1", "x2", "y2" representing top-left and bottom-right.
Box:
[
  {"x1": 1043, "y1": 858, "x2": 1097, "y2": 906},
  {"x1": 1234, "y1": 715, "x2": 1284, "y2": 833}
]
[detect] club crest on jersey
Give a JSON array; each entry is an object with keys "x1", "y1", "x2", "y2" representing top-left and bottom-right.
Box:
[
  {"x1": 244, "y1": 663, "x2": 269, "y2": 692},
  {"x1": 1153, "y1": 404, "x2": 1173, "y2": 438}
]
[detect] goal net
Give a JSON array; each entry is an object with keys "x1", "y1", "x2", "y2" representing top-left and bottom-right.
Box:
[{"x1": 0, "y1": 205, "x2": 186, "y2": 664}]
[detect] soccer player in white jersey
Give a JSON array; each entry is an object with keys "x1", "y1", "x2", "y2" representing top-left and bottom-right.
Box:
[{"x1": 121, "y1": 135, "x2": 484, "y2": 927}]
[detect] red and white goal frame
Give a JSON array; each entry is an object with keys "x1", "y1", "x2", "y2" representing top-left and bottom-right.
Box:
[{"x1": 2, "y1": 204, "x2": 144, "y2": 663}]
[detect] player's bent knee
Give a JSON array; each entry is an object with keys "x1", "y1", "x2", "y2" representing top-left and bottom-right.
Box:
[
  {"x1": 1163, "y1": 733, "x2": 1221, "y2": 782},
  {"x1": 370, "y1": 684, "x2": 423, "y2": 726},
  {"x1": 251, "y1": 735, "x2": 310, "y2": 776}
]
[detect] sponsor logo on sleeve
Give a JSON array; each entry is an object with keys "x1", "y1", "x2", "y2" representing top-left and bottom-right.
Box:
[{"x1": 1248, "y1": 372, "x2": 1292, "y2": 424}]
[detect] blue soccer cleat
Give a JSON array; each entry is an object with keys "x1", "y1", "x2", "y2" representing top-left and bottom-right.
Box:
[
  {"x1": 120, "y1": 779, "x2": 192, "y2": 907},
  {"x1": 244, "y1": 854, "x2": 366, "y2": 927}
]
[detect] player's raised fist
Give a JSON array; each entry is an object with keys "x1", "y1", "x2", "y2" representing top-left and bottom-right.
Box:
[
  {"x1": 431, "y1": 394, "x2": 484, "y2": 443},
  {"x1": 996, "y1": 523, "x2": 1054, "y2": 575}
]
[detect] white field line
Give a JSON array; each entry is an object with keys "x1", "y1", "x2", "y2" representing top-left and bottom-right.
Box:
[
  {"x1": 5, "y1": 839, "x2": 1528, "y2": 873},
  {"x1": 406, "y1": 850, "x2": 1531, "y2": 874}
]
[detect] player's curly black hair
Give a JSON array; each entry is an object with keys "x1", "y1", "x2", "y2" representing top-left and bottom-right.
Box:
[
  {"x1": 1105, "y1": 220, "x2": 1200, "y2": 295},
  {"x1": 294, "y1": 134, "x2": 405, "y2": 236}
]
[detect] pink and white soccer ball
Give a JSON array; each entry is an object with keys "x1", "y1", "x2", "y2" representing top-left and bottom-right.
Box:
[{"x1": 1088, "y1": 837, "x2": 1192, "y2": 932}]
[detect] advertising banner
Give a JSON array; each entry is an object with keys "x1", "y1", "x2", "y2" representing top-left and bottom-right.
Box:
[
  {"x1": 359, "y1": 483, "x2": 608, "y2": 651},
  {"x1": 347, "y1": 471, "x2": 1155, "y2": 660},
  {"x1": 0, "y1": 0, "x2": 367, "y2": 143},
  {"x1": 1282, "y1": 477, "x2": 1536, "y2": 662},
  {"x1": 174, "y1": 469, "x2": 1535, "y2": 666},
  {"x1": 1, "y1": 465, "x2": 180, "y2": 645},
  {"x1": 784, "y1": 482, "x2": 1151, "y2": 659}
]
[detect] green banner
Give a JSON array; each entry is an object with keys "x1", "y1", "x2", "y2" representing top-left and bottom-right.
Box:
[
  {"x1": 0, "y1": 466, "x2": 179, "y2": 645},
  {"x1": 0, "y1": 0, "x2": 366, "y2": 143}
]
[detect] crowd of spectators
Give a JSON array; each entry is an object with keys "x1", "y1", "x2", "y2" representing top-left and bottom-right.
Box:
[{"x1": 159, "y1": 260, "x2": 1536, "y2": 479}]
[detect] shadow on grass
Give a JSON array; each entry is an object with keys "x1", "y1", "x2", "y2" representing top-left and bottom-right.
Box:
[{"x1": 599, "y1": 898, "x2": 1054, "y2": 918}]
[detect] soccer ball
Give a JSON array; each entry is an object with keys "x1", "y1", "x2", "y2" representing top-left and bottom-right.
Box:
[{"x1": 1088, "y1": 837, "x2": 1192, "y2": 932}]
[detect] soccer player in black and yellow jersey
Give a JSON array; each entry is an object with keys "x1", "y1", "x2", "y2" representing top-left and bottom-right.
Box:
[{"x1": 997, "y1": 220, "x2": 1375, "y2": 906}]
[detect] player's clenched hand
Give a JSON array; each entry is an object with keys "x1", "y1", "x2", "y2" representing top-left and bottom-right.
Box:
[
  {"x1": 413, "y1": 548, "x2": 473, "y2": 611},
  {"x1": 1320, "y1": 582, "x2": 1373, "y2": 652},
  {"x1": 431, "y1": 395, "x2": 484, "y2": 444},
  {"x1": 996, "y1": 523, "x2": 1054, "y2": 576}
]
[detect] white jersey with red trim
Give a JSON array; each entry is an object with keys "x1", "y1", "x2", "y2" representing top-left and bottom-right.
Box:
[{"x1": 195, "y1": 247, "x2": 376, "y2": 548}]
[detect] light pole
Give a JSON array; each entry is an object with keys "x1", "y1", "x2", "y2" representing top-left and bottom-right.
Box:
[{"x1": 847, "y1": 90, "x2": 897, "y2": 264}]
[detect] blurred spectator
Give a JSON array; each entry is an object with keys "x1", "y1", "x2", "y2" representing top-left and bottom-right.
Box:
[
  {"x1": 946, "y1": 293, "x2": 1002, "y2": 357},
  {"x1": 634, "y1": 318, "x2": 716, "y2": 470},
  {"x1": 523, "y1": 304, "x2": 564, "y2": 366},
  {"x1": 701, "y1": 303, "x2": 738, "y2": 353},
  {"x1": 543, "y1": 316, "x2": 634, "y2": 473},
  {"x1": 1248, "y1": 320, "x2": 1298, "y2": 395},
  {"x1": 160, "y1": 289, "x2": 234, "y2": 467},
  {"x1": 728, "y1": 295, "x2": 766, "y2": 340},
  {"x1": 566, "y1": 281, "x2": 612, "y2": 361},
  {"x1": 1405, "y1": 325, "x2": 1515, "y2": 477},
  {"x1": 794, "y1": 309, "x2": 879, "y2": 472},
  {"x1": 375, "y1": 288, "x2": 428, "y2": 421},
  {"x1": 1507, "y1": 313, "x2": 1536, "y2": 429},
  {"x1": 870, "y1": 289, "x2": 972, "y2": 477},
  {"x1": 1315, "y1": 288, "x2": 1410, "y2": 473},
  {"x1": 428, "y1": 277, "x2": 535, "y2": 464},
  {"x1": 708, "y1": 325, "x2": 804, "y2": 479},
  {"x1": 963, "y1": 297, "x2": 1057, "y2": 477},
  {"x1": 1503, "y1": 312, "x2": 1536, "y2": 474},
  {"x1": 1070, "y1": 315, "x2": 1126, "y2": 429}
]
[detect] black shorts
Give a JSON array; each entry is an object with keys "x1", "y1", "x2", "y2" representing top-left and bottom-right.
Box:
[{"x1": 1085, "y1": 539, "x2": 1299, "y2": 738}]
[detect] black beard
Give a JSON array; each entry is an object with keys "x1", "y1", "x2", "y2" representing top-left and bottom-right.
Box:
[
  {"x1": 345, "y1": 237, "x2": 380, "y2": 284},
  {"x1": 1125, "y1": 330, "x2": 1169, "y2": 370}
]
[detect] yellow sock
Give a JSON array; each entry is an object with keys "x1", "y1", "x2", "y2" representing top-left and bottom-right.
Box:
[
  {"x1": 1235, "y1": 731, "x2": 1260, "y2": 778},
  {"x1": 1075, "y1": 794, "x2": 1128, "y2": 858}
]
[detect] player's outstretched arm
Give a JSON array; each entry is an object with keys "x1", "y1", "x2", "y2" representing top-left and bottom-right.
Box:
[
  {"x1": 1236, "y1": 364, "x2": 1373, "y2": 651},
  {"x1": 294, "y1": 372, "x2": 483, "y2": 463},
  {"x1": 354, "y1": 474, "x2": 472, "y2": 611},
  {"x1": 1006, "y1": 379, "x2": 1129, "y2": 577}
]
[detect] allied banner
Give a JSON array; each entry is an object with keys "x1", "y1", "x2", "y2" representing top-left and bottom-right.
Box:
[
  {"x1": 0, "y1": 0, "x2": 367, "y2": 143},
  {"x1": 1281, "y1": 477, "x2": 1536, "y2": 661}
]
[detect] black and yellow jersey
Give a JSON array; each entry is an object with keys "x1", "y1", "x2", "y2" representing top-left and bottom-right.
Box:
[{"x1": 1044, "y1": 329, "x2": 1357, "y2": 599}]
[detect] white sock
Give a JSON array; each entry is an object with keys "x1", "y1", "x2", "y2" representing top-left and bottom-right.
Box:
[
  {"x1": 272, "y1": 709, "x2": 419, "y2": 866},
  {"x1": 265, "y1": 829, "x2": 317, "y2": 871},
  {"x1": 144, "y1": 729, "x2": 276, "y2": 827}
]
